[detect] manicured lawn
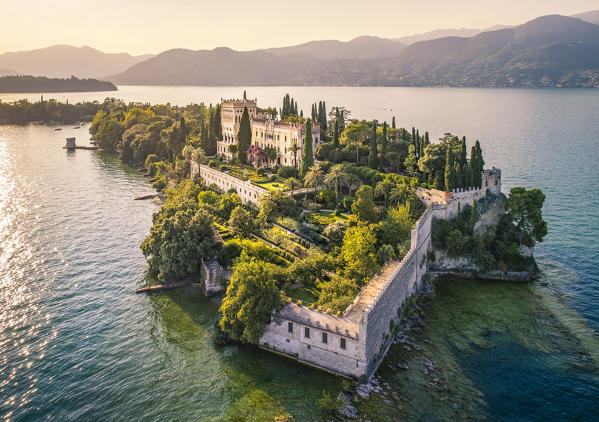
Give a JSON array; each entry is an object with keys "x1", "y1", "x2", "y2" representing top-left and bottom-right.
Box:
[
  {"x1": 287, "y1": 286, "x2": 320, "y2": 304},
  {"x1": 254, "y1": 179, "x2": 287, "y2": 192},
  {"x1": 304, "y1": 210, "x2": 348, "y2": 226}
]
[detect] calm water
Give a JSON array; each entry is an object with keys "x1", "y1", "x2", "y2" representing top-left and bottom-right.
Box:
[{"x1": 1, "y1": 86, "x2": 598, "y2": 421}]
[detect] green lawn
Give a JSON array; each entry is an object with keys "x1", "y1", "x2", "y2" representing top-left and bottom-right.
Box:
[
  {"x1": 287, "y1": 286, "x2": 320, "y2": 304},
  {"x1": 254, "y1": 179, "x2": 287, "y2": 192}
]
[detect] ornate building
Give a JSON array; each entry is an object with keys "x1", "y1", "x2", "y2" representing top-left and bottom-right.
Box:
[{"x1": 218, "y1": 97, "x2": 320, "y2": 169}]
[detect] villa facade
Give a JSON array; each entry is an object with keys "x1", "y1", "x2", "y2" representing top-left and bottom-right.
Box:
[{"x1": 218, "y1": 97, "x2": 320, "y2": 169}]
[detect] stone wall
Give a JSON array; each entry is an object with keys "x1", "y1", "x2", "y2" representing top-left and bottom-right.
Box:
[
  {"x1": 191, "y1": 164, "x2": 267, "y2": 205},
  {"x1": 256, "y1": 169, "x2": 503, "y2": 379}
]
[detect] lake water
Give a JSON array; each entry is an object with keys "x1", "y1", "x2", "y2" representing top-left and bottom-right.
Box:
[{"x1": 1, "y1": 86, "x2": 598, "y2": 421}]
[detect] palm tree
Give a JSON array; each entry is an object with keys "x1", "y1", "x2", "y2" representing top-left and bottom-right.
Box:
[
  {"x1": 347, "y1": 172, "x2": 362, "y2": 197},
  {"x1": 324, "y1": 164, "x2": 349, "y2": 205},
  {"x1": 290, "y1": 142, "x2": 300, "y2": 176},
  {"x1": 375, "y1": 179, "x2": 395, "y2": 205},
  {"x1": 389, "y1": 183, "x2": 410, "y2": 205},
  {"x1": 284, "y1": 177, "x2": 301, "y2": 198},
  {"x1": 190, "y1": 147, "x2": 206, "y2": 177},
  {"x1": 303, "y1": 165, "x2": 324, "y2": 199},
  {"x1": 182, "y1": 144, "x2": 195, "y2": 162}
]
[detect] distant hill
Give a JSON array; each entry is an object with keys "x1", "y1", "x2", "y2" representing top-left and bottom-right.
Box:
[
  {"x1": 0, "y1": 75, "x2": 117, "y2": 93},
  {"x1": 258, "y1": 36, "x2": 405, "y2": 59},
  {"x1": 0, "y1": 45, "x2": 153, "y2": 78},
  {"x1": 571, "y1": 9, "x2": 599, "y2": 25},
  {"x1": 382, "y1": 15, "x2": 599, "y2": 87},
  {"x1": 108, "y1": 14, "x2": 599, "y2": 88},
  {"x1": 395, "y1": 26, "x2": 512, "y2": 45}
]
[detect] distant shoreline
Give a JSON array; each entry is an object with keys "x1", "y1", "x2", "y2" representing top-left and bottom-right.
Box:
[{"x1": 0, "y1": 75, "x2": 117, "y2": 94}]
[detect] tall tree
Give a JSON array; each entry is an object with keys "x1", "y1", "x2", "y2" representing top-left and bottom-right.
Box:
[
  {"x1": 505, "y1": 187, "x2": 547, "y2": 247},
  {"x1": 304, "y1": 165, "x2": 324, "y2": 199},
  {"x1": 300, "y1": 119, "x2": 314, "y2": 177},
  {"x1": 391, "y1": 116, "x2": 396, "y2": 129},
  {"x1": 324, "y1": 164, "x2": 349, "y2": 204},
  {"x1": 460, "y1": 136, "x2": 467, "y2": 166},
  {"x1": 444, "y1": 146, "x2": 455, "y2": 192},
  {"x1": 368, "y1": 120, "x2": 378, "y2": 169},
  {"x1": 333, "y1": 119, "x2": 340, "y2": 149},
  {"x1": 237, "y1": 106, "x2": 252, "y2": 164},
  {"x1": 380, "y1": 121, "x2": 388, "y2": 170}
]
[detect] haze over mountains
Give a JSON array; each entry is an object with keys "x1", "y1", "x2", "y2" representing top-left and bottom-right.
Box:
[
  {"x1": 1, "y1": 10, "x2": 598, "y2": 88},
  {"x1": 0, "y1": 45, "x2": 153, "y2": 79}
]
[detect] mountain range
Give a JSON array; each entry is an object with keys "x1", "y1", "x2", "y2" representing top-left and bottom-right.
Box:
[
  {"x1": 0, "y1": 45, "x2": 153, "y2": 79},
  {"x1": 1, "y1": 10, "x2": 598, "y2": 88}
]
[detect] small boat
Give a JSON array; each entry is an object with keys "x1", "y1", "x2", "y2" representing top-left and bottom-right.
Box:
[
  {"x1": 73, "y1": 126, "x2": 80, "y2": 129},
  {"x1": 54, "y1": 128, "x2": 62, "y2": 131}
]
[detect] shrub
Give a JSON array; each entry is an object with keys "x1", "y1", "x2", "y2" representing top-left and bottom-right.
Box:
[
  {"x1": 342, "y1": 196, "x2": 354, "y2": 211},
  {"x1": 256, "y1": 168, "x2": 266, "y2": 176},
  {"x1": 270, "y1": 174, "x2": 277, "y2": 182},
  {"x1": 219, "y1": 164, "x2": 228, "y2": 171},
  {"x1": 277, "y1": 166, "x2": 296, "y2": 178},
  {"x1": 152, "y1": 176, "x2": 167, "y2": 191}
]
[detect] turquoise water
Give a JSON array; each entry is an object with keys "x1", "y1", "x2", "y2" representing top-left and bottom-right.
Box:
[{"x1": 1, "y1": 87, "x2": 598, "y2": 421}]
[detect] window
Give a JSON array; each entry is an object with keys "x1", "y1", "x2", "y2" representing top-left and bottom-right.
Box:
[
  {"x1": 340, "y1": 338, "x2": 346, "y2": 350},
  {"x1": 288, "y1": 322, "x2": 293, "y2": 333},
  {"x1": 322, "y1": 332, "x2": 328, "y2": 344},
  {"x1": 304, "y1": 327, "x2": 310, "y2": 338}
]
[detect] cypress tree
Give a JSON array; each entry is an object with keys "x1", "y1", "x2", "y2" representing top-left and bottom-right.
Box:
[
  {"x1": 380, "y1": 121, "x2": 388, "y2": 170},
  {"x1": 201, "y1": 123, "x2": 209, "y2": 155},
  {"x1": 311, "y1": 104, "x2": 317, "y2": 122},
  {"x1": 301, "y1": 119, "x2": 314, "y2": 177},
  {"x1": 416, "y1": 129, "x2": 421, "y2": 158},
  {"x1": 411, "y1": 127, "x2": 416, "y2": 152},
  {"x1": 462, "y1": 163, "x2": 471, "y2": 187},
  {"x1": 214, "y1": 104, "x2": 222, "y2": 141},
  {"x1": 460, "y1": 136, "x2": 467, "y2": 166},
  {"x1": 469, "y1": 199, "x2": 477, "y2": 233},
  {"x1": 320, "y1": 101, "x2": 327, "y2": 135},
  {"x1": 392, "y1": 116, "x2": 396, "y2": 129},
  {"x1": 444, "y1": 147, "x2": 454, "y2": 192},
  {"x1": 454, "y1": 161, "x2": 463, "y2": 188},
  {"x1": 368, "y1": 121, "x2": 378, "y2": 169},
  {"x1": 237, "y1": 106, "x2": 252, "y2": 164},
  {"x1": 333, "y1": 119, "x2": 340, "y2": 149}
]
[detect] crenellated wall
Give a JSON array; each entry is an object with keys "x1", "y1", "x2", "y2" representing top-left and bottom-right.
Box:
[{"x1": 258, "y1": 169, "x2": 502, "y2": 380}]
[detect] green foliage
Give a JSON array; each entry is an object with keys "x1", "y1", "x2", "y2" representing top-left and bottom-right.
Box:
[
  {"x1": 219, "y1": 260, "x2": 284, "y2": 344},
  {"x1": 351, "y1": 185, "x2": 376, "y2": 223},
  {"x1": 287, "y1": 251, "x2": 336, "y2": 288},
  {"x1": 368, "y1": 121, "x2": 378, "y2": 169},
  {"x1": 140, "y1": 185, "x2": 216, "y2": 281},
  {"x1": 505, "y1": 187, "x2": 547, "y2": 247},
  {"x1": 377, "y1": 244, "x2": 396, "y2": 264},
  {"x1": 217, "y1": 242, "x2": 242, "y2": 268},
  {"x1": 228, "y1": 206, "x2": 255, "y2": 238},
  {"x1": 258, "y1": 191, "x2": 300, "y2": 223},
  {"x1": 318, "y1": 276, "x2": 358, "y2": 312},
  {"x1": 219, "y1": 192, "x2": 242, "y2": 220},
  {"x1": 340, "y1": 225, "x2": 378, "y2": 282},
  {"x1": 380, "y1": 204, "x2": 413, "y2": 248},
  {"x1": 323, "y1": 218, "x2": 347, "y2": 244},
  {"x1": 277, "y1": 166, "x2": 296, "y2": 178},
  {"x1": 237, "y1": 106, "x2": 252, "y2": 164},
  {"x1": 301, "y1": 119, "x2": 314, "y2": 177},
  {"x1": 0, "y1": 97, "x2": 101, "y2": 124},
  {"x1": 91, "y1": 110, "x2": 125, "y2": 153}
]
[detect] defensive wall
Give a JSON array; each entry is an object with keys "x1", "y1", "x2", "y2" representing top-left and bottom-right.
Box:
[{"x1": 259, "y1": 168, "x2": 502, "y2": 379}]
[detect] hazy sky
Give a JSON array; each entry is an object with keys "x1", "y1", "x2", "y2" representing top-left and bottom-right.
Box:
[{"x1": 1, "y1": 0, "x2": 597, "y2": 55}]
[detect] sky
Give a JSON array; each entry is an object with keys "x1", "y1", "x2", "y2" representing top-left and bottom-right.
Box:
[{"x1": 0, "y1": 0, "x2": 597, "y2": 55}]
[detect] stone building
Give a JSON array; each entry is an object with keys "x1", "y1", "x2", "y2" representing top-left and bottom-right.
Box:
[{"x1": 218, "y1": 97, "x2": 320, "y2": 169}]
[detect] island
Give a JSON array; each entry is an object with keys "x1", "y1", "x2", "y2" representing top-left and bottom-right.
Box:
[
  {"x1": 0, "y1": 75, "x2": 116, "y2": 93},
  {"x1": 87, "y1": 93, "x2": 547, "y2": 382}
]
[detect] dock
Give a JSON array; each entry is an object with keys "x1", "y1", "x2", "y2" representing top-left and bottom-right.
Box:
[
  {"x1": 64, "y1": 136, "x2": 99, "y2": 150},
  {"x1": 63, "y1": 145, "x2": 99, "y2": 150},
  {"x1": 135, "y1": 280, "x2": 190, "y2": 293}
]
